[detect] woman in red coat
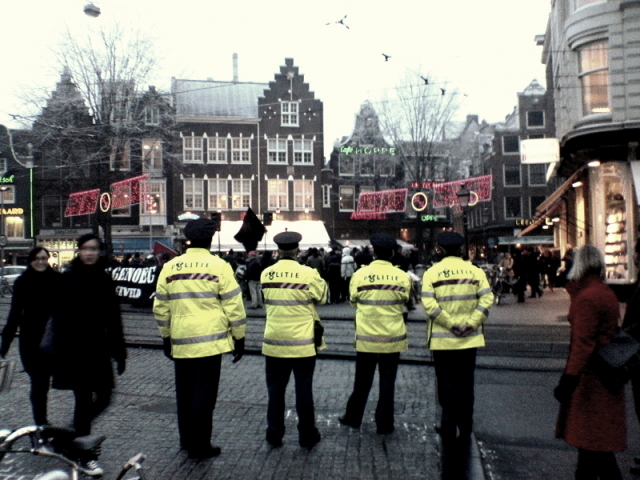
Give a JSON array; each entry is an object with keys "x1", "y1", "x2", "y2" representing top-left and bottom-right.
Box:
[{"x1": 555, "y1": 245, "x2": 625, "y2": 480}]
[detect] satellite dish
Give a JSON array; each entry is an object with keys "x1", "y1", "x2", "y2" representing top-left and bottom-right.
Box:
[{"x1": 84, "y1": 3, "x2": 101, "y2": 17}]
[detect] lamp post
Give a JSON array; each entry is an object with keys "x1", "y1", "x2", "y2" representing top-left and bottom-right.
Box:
[{"x1": 456, "y1": 184, "x2": 471, "y2": 258}]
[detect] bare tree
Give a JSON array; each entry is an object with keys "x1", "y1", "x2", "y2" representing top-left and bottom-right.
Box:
[{"x1": 377, "y1": 71, "x2": 462, "y2": 185}]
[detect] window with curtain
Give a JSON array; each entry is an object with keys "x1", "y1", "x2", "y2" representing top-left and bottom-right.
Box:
[{"x1": 578, "y1": 40, "x2": 610, "y2": 115}]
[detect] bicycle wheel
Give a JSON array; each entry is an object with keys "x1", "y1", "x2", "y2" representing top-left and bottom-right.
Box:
[
  {"x1": 494, "y1": 282, "x2": 503, "y2": 305},
  {"x1": 0, "y1": 284, "x2": 12, "y2": 297}
]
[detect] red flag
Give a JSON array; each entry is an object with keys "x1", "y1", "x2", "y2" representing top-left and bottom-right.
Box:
[{"x1": 153, "y1": 241, "x2": 178, "y2": 259}]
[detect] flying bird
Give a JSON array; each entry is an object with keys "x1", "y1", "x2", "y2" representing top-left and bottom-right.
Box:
[
  {"x1": 326, "y1": 15, "x2": 349, "y2": 29},
  {"x1": 382, "y1": 53, "x2": 391, "y2": 62},
  {"x1": 440, "y1": 88, "x2": 446, "y2": 96},
  {"x1": 420, "y1": 76, "x2": 429, "y2": 85}
]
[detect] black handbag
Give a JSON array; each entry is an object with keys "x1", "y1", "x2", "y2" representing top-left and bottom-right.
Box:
[
  {"x1": 591, "y1": 328, "x2": 640, "y2": 392},
  {"x1": 314, "y1": 321, "x2": 324, "y2": 348}
]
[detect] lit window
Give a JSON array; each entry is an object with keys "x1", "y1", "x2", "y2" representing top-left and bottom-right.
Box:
[
  {"x1": 183, "y1": 178, "x2": 204, "y2": 210},
  {"x1": 110, "y1": 138, "x2": 131, "y2": 171},
  {"x1": 294, "y1": 179, "x2": 314, "y2": 210},
  {"x1": 281, "y1": 102, "x2": 299, "y2": 126},
  {"x1": 5, "y1": 216, "x2": 23, "y2": 238},
  {"x1": 578, "y1": 41, "x2": 610, "y2": 115},
  {"x1": 207, "y1": 137, "x2": 227, "y2": 164},
  {"x1": 339, "y1": 186, "x2": 355, "y2": 211},
  {"x1": 504, "y1": 164, "x2": 522, "y2": 186},
  {"x1": 268, "y1": 139, "x2": 288, "y2": 164},
  {"x1": 293, "y1": 139, "x2": 313, "y2": 164},
  {"x1": 268, "y1": 179, "x2": 288, "y2": 210},
  {"x1": 232, "y1": 179, "x2": 251, "y2": 209},
  {"x1": 183, "y1": 136, "x2": 203, "y2": 163},
  {"x1": 208, "y1": 179, "x2": 228, "y2": 210},
  {"x1": 231, "y1": 137, "x2": 251, "y2": 163},
  {"x1": 141, "y1": 180, "x2": 166, "y2": 217},
  {"x1": 142, "y1": 138, "x2": 162, "y2": 175}
]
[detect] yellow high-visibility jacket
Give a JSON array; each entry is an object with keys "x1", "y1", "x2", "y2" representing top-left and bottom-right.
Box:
[
  {"x1": 261, "y1": 258, "x2": 328, "y2": 358},
  {"x1": 421, "y1": 255, "x2": 493, "y2": 350},
  {"x1": 349, "y1": 260, "x2": 411, "y2": 353},
  {"x1": 153, "y1": 248, "x2": 246, "y2": 359}
]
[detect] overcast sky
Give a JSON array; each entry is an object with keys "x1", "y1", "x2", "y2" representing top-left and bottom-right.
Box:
[{"x1": 0, "y1": 0, "x2": 550, "y2": 156}]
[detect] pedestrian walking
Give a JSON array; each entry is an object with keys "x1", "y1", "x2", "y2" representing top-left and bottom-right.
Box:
[
  {"x1": 554, "y1": 245, "x2": 625, "y2": 480},
  {"x1": 341, "y1": 247, "x2": 356, "y2": 301},
  {"x1": 153, "y1": 219, "x2": 247, "y2": 460},
  {"x1": 261, "y1": 231, "x2": 328, "y2": 450},
  {"x1": 339, "y1": 233, "x2": 411, "y2": 434},
  {"x1": 51, "y1": 234, "x2": 126, "y2": 475},
  {"x1": 245, "y1": 251, "x2": 264, "y2": 309},
  {"x1": 326, "y1": 248, "x2": 343, "y2": 303},
  {"x1": 0, "y1": 247, "x2": 60, "y2": 426},
  {"x1": 421, "y1": 231, "x2": 494, "y2": 442}
]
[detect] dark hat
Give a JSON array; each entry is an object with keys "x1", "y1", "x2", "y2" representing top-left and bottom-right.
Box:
[
  {"x1": 184, "y1": 219, "x2": 216, "y2": 241},
  {"x1": 369, "y1": 233, "x2": 398, "y2": 249},
  {"x1": 436, "y1": 231, "x2": 465, "y2": 247},
  {"x1": 273, "y1": 231, "x2": 302, "y2": 250}
]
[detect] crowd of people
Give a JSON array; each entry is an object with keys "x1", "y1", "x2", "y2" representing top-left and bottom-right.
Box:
[{"x1": 1, "y1": 226, "x2": 636, "y2": 479}]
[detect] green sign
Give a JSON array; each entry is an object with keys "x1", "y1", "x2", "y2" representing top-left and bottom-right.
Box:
[
  {"x1": 420, "y1": 214, "x2": 444, "y2": 222},
  {"x1": 0, "y1": 175, "x2": 15, "y2": 184}
]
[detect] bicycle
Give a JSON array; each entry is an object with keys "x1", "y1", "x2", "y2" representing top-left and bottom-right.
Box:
[
  {"x1": 0, "y1": 277, "x2": 13, "y2": 297},
  {"x1": 0, "y1": 425, "x2": 147, "y2": 480}
]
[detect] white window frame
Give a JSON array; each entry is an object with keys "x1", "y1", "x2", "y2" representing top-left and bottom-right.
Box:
[
  {"x1": 4, "y1": 216, "x2": 23, "y2": 239},
  {"x1": 268, "y1": 179, "x2": 288, "y2": 210},
  {"x1": 504, "y1": 164, "x2": 522, "y2": 187},
  {"x1": 207, "y1": 136, "x2": 227, "y2": 164},
  {"x1": 502, "y1": 135, "x2": 520, "y2": 155},
  {"x1": 281, "y1": 101, "x2": 299, "y2": 127},
  {"x1": 144, "y1": 106, "x2": 160, "y2": 125},
  {"x1": 528, "y1": 164, "x2": 547, "y2": 186},
  {"x1": 578, "y1": 40, "x2": 610, "y2": 115},
  {"x1": 294, "y1": 179, "x2": 314, "y2": 210},
  {"x1": 142, "y1": 138, "x2": 162, "y2": 175},
  {"x1": 208, "y1": 178, "x2": 228, "y2": 210},
  {"x1": 339, "y1": 185, "x2": 355, "y2": 212},
  {"x1": 293, "y1": 139, "x2": 313, "y2": 165},
  {"x1": 322, "y1": 185, "x2": 331, "y2": 208},
  {"x1": 140, "y1": 180, "x2": 167, "y2": 226},
  {"x1": 268, "y1": 138, "x2": 288, "y2": 164},
  {"x1": 231, "y1": 178, "x2": 251, "y2": 210},
  {"x1": 0, "y1": 186, "x2": 15, "y2": 205},
  {"x1": 183, "y1": 135, "x2": 203, "y2": 164},
  {"x1": 183, "y1": 177, "x2": 204, "y2": 210},
  {"x1": 231, "y1": 137, "x2": 251, "y2": 164},
  {"x1": 526, "y1": 111, "x2": 545, "y2": 128}
]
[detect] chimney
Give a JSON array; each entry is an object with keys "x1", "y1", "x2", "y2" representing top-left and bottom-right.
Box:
[{"x1": 233, "y1": 53, "x2": 238, "y2": 83}]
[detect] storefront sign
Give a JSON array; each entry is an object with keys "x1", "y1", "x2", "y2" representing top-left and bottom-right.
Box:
[
  {"x1": 520, "y1": 138, "x2": 560, "y2": 164},
  {"x1": 340, "y1": 146, "x2": 397, "y2": 156},
  {"x1": 108, "y1": 265, "x2": 160, "y2": 305},
  {"x1": 0, "y1": 175, "x2": 15, "y2": 184},
  {"x1": 0, "y1": 208, "x2": 23, "y2": 215},
  {"x1": 420, "y1": 214, "x2": 445, "y2": 222}
]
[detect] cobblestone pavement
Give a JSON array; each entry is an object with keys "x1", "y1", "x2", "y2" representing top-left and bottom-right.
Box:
[{"x1": 0, "y1": 348, "x2": 453, "y2": 480}]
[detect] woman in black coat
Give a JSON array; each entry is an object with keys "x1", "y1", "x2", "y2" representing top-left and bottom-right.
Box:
[
  {"x1": 52, "y1": 234, "x2": 126, "y2": 436},
  {"x1": 0, "y1": 247, "x2": 60, "y2": 425}
]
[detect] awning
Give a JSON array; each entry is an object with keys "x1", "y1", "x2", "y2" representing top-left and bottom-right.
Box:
[
  {"x1": 499, "y1": 236, "x2": 555, "y2": 245},
  {"x1": 338, "y1": 238, "x2": 415, "y2": 249},
  {"x1": 518, "y1": 170, "x2": 581, "y2": 237},
  {"x1": 210, "y1": 220, "x2": 331, "y2": 252}
]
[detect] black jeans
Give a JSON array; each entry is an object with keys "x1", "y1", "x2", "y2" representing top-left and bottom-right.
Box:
[
  {"x1": 342, "y1": 352, "x2": 400, "y2": 432},
  {"x1": 265, "y1": 355, "x2": 317, "y2": 441},
  {"x1": 433, "y1": 348, "x2": 477, "y2": 438},
  {"x1": 72, "y1": 388, "x2": 112, "y2": 436},
  {"x1": 575, "y1": 449, "x2": 622, "y2": 480},
  {"x1": 174, "y1": 355, "x2": 222, "y2": 453},
  {"x1": 27, "y1": 370, "x2": 51, "y2": 426}
]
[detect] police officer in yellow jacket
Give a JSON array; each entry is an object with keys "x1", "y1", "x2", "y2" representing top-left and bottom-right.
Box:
[
  {"x1": 153, "y1": 219, "x2": 246, "y2": 459},
  {"x1": 339, "y1": 233, "x2": 411, "y2": 434},
  {"x1": 261, "y1": 231, "x2": 327, "y2": 449},
  {"x1": 421, "y1": 231, "x2": 493, "y2": 442}
]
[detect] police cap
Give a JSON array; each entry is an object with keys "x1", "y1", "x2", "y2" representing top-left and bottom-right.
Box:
[
  {"x1": 369, "y1": 233, "x2": 398, "y2": 249},
  {"x1": 273, "y1": 231, "x2": 302, "y2": 250},
  {"x1": 436, "y1": 231, "x2": 465, "y2": 247},
  {"x1": 184, "y1": 219, "x2": 216, "y2": 241}
]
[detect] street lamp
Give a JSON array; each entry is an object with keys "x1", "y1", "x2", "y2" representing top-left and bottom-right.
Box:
[{"x1": 456, "y1": 184, "x2": 471, "y2": 258}]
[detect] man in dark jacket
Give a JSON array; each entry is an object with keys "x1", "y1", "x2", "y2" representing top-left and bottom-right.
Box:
[{"x1": 246, "y1": 251, "x2": 264, "y2": 309}]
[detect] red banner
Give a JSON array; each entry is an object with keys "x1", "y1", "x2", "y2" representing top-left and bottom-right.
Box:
[
  {"x1": 410, "y1": 175, "x2": 493, "y2": 207},
  {"x1": 111, "y1": 174, "x2": 150, "y2": 209},
  {"x1": 356, "y1": 188, "x2": 408, "y2": 214},
  {"x1": 64, "y1": 189, "x2": 100, "y2": 217}
]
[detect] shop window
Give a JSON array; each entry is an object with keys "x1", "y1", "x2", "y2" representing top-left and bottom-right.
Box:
[
  {"x1": 339, "y1": 186, "x2": 355, "y2": 211},
  {"x1": 502, "y1": 135, "x2": 520, "y2": 154},
  {"x1": 504, "y1": 164, "x2": 522, "y2": 186},
  {"x1": 578, "y1": 40, "x2": 610, "y2": 115},
  {"x1": 504, "y1": 196, "x2": 522, "y2": 219}
]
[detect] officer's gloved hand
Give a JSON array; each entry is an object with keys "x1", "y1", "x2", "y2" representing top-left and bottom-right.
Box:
[
  {"x1": 116, "y1": 358, "x2": 126, "y2": 376},
  {"x1": 554, "y1": 374, "x2": 580, "y2": 404},
  {"x1": 232, "y1": 337, "x2": 245, "y2": 363},
  {"x1": 162, "y1": 337, "x2": 173, "y2": 360}
]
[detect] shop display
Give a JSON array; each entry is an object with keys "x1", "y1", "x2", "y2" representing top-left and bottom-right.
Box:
[{"x1": 602, "y1": 166, "x2": 629, "y2": 281}]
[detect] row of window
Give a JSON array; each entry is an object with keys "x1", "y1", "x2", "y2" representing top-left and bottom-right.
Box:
[
  {"x1": 110, "y1": 138, "x2": 163, "y2": 173},
  {"x1": 183, "y1": 178, "x2": 315, "y2": 211},
  {"x1": 338, "y1": 154, "x2": 394, "y2": 177},
  {"x1": 504, "y1": 163, "x2": 547, "y2": 186}
]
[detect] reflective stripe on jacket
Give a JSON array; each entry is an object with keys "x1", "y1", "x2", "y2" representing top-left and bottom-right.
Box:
[
  {"x1": 349, "y1": 260, "x2": 411, "y2": 353},
  {"x1": 261, "y1": 258, "x2": 327, "y2": 358},
  {"x1": 421, "y1": 256, "x2": 493, "y2": 350},
  {"x1": 153, "y1": 248, "x2": 247, "y2": 359}
]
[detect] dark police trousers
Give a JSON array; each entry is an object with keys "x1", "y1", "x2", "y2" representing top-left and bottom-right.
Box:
[
  {"x1": 174, "y1": 355, "x2": 222, "y2": 452},
  {"x1": 433, "y1": 348, "x2": 477, "y2": 438},
  {"x1": 343, "y1": 352, "x2": 400, "y2": 432},
  {"x1": 265, "y1": 355, "x2": 317, "y2": 441}
]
